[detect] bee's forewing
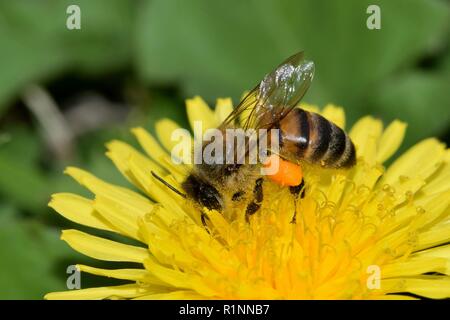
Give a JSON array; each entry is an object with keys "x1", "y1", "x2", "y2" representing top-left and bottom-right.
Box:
[
  {"x1": 221, "y1": 52, "x2": 314, "y2": 130},
  {"x1": 258, "y1": 52, "x2": 315, "y2": 119}
]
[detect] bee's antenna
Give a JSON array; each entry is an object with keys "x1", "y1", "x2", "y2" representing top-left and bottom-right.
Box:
[{"x1": 151, "y1": 171, "x2": 186, "y2": 198}]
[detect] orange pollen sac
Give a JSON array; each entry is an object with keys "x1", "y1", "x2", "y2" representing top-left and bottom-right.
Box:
[{"x1": 263, "y1": 154, "x2": 303, "y2": 187}]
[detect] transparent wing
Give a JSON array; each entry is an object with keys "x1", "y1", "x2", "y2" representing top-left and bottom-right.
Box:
[
  {"x1": 219, "y1": 84, "x2": 260, "y2": 129},
  {"x1": 220, "y1": 51, "x2": 315, "y2": 130}
]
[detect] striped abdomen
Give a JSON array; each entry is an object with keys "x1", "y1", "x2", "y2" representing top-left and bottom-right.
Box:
[{"x1": 278, "y1": 108, "x2": 356, "y2": 168}]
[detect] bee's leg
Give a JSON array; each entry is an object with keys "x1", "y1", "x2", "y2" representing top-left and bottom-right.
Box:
[
  {"x1": 289, "y1": 179, "x2": 305, "y2": 224},
  {"x1": 245, "y1": 178, "x2": 264, "y2": 223},
  {"x1": 201, "y1": 211, "x2": 211, "y2": 234}
]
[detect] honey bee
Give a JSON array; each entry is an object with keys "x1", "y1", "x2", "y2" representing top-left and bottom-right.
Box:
[{"x1": 152, "y1": 52, "x2": 356, "y2": 225}]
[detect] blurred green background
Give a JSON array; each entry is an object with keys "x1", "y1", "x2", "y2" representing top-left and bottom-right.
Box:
[{"x1": 0, "y1": 0, "x2": 449, "y2": 299}]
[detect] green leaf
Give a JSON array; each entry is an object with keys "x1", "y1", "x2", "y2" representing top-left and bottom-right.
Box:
[
  {"x1": 0, "y1": 205, "x2": 74, "y2": 299},
  {"x1": 369, "y1": 71, "x2": 450, "y2": 148},
  {"x1": 0, "y1": 125, "x2": 50, "y2": 214},
  {"x1": 0, "y1": 151, "x2": 48, "y2": 214},
  {"x1": 0, "y1": 125, "x2": 41, "y2": 167},
  {"x1": 0, "y1": 0, "x2": 133, "y2": 114}
]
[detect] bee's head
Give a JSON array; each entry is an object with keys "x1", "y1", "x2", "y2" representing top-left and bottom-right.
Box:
[{"x1": 182, "y1": 174, "x2": 223, "y2": 212}]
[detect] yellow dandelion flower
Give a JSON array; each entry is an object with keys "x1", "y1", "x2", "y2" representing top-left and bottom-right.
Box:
[{"x1": 45, "y1": 97, "x2": 450, "y2": 300}]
